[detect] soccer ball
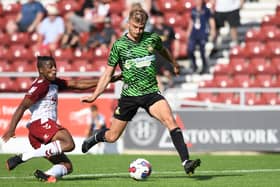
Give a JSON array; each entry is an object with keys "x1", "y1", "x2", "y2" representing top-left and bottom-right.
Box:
[{"x1": 128, "y1": 158, "x2": 152, "y2": 180}]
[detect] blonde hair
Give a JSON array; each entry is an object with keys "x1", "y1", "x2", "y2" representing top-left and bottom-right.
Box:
[{"x1": 129, "y1": 8, "x2": 148, "y2": 25}]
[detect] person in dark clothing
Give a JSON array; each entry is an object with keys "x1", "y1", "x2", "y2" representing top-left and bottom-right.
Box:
[{"x1": 186, "y1": 0, "x2": 215, "y2": 74}]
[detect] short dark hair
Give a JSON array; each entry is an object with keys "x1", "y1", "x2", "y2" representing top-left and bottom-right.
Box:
[
  {"x1": 129, "y1": 8, "x2": 148, "y2": 24},
  {"x1": 37, "y1": 56, "x2": 55, "y2": 69}
]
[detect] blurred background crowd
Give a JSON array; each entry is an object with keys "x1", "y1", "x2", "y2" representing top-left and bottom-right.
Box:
[{"x1": 2, "y1": 0, "x2": 280, "y2": 106}]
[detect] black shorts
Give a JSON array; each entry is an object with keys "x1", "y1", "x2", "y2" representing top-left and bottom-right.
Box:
[
  {"x1": 113, "y1": 92, "x2": 165, "y2": 121},
  {"x1": 215, "y1": 9, "x2": 240, "y2": 29}
]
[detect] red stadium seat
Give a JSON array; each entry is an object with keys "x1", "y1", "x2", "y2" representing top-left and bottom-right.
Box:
[
  {"x1": 245, "y1": 28, "x2": 265, "y2": 43},
  {"x1": 53, "y1": 48, "x2": 73, "y2": 61},
  {"x1": 245, "y1": 93, "x2": 266, "y2": 106},
  {"x1": 230, "y1": 58, "x2": 251, "y2": 75},
  {"x1": 250, "y1": 58, "x2": 276, "y2": 75},
  {"x1": 198, "y1": 79, "x2": 217, "y2": 88},
  {"x1": 15, "y1": 77, "x2": 34, "y2": 91},
  {"x1": 0, "y1": 32, "x2": 10, "y2": 47},
  {"x1": 0, "y1": 60, "x2": 13, "y2": 72},
  {"x1": 0, "y1": 17, "x2": 7, "y2": 32},
  {"x1": 0, "y1": 3, "x2": 3, "y2": 16},
  {"x1": 72, "y1": 60, "x2": 94, "y2": 72},
  {"x1": 261, "y1": 14, "x2": 280, "y2": 28},
  {"x1": 213, "y1": 63, "x2": 232, "y2": 75},
  {"x1": 213, "y1": 75, "x2": 233, "y2": 88},
  {"x1": 172, "y1": 41, "x2": 187, "y2": 58},
  {"x1": 0, "y1": 77, "x2": 16, "y2": 92},
  {"x1": 9, "y1": 32, "x2": 30, "y2": 47},
  {"x1": 91, "y1": 60, "x2": 107, "y2": 72},
  {"x1": 245, "y1": 41, "x2": 268, "y2": 58},
  {"x1": 179, "y1": 0, "x2": 195, "y2": 12},
  {"x1": 218, "y1": 92, "x2": 240, "y2": 104},
  {"x1": 164, "y1": 12, "x2": 186, "y2": 27},
  {"x1": 262, "y1": 93, "x2": 280, "y2": 105},
  {"x1": 157, "y1": 0, "x2": 181, "y2": 12},
  {"x1": 57, "y1": 0, "x2": 81, "y2": 15},
  {"x1": 73, "y1": 48, "x2": 92, "y2": 61},
  {"x1": 93, "y1": 46, "x2": 109, "y2": 60},
  {"x1": 266, "y1": 41, "x2": 280, "y2": 58},
  {"x1": 174, "y1": 27, "x2": 188, "y2": 42},
  {"x1": 3, "y1": 2, "x2": 21, "y2": 16},
  {"x1": 11, "y1": 60, "x2": 36, "y2": 72},
  {"x1": 0, "y1": 46, "x2": 10, "y2": 60},
  {"x1": 271, "y1": 57, "x2": 280, "y2": 74},
  {"x1": 109, "y1": 1, "x2": 125, "y2": 15},
  {"x1": 232, "y1": 74, "x2": 253, "y2": 88},
  {"x1": 254, "y1": 74, "x2": 273, "y2": 88},
  {"x1": 196, "y1": 92, "x2": 220, "y2": 103},
  {"x1": 8, "y1": 45, "x2": 34, "y2": 61},
  {"x1": 30, "y1": 32, "x2": 40, "y2": 45},
  {"x1": 56, "y1": 60, "x2": 75, "y2": 72},
  {"x1": 261, "y1": 25, "x2": 280, "y2": 42},
  {"x1": 229, "y1": 45, "x2": 247, "y2": 59}
]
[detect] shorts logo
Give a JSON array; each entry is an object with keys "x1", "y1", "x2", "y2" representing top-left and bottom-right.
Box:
[
  {"x1": 42, "y1": 123, "x2": 51, "y2": 129},
  {"x1": 115, "y1": 107, "x2": 120, "y2": 115}
]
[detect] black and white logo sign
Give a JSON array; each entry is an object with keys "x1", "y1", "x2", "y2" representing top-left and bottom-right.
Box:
[{"x1": 128, "y1": 114, "x2": 158, "y2": 146}]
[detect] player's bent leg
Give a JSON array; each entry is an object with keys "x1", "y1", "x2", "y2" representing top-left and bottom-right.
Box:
[
  {"x1": 52, "y1": 129, "x2": 75, "y2": 152},
  {"x1": 149, "y1": 99, "x2": 177, "y2": 130},
  {"x1": 82, "y1": 118, "x2": 128, "y2": 153},
  {"x1": 149, "y1": 99, "x2": 201, "y2": 176},
  {"x1": 34, "y1": 154, "x2": 72, "y2": 183}
]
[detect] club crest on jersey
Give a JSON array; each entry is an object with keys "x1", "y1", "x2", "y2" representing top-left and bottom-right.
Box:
[{"x1": 147, "y1": 44, "x2": 154, "y2": 52}]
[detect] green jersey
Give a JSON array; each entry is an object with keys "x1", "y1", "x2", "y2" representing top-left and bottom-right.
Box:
[{"x1": 108, "y1": 32, "x2": 163, "y2": 96}]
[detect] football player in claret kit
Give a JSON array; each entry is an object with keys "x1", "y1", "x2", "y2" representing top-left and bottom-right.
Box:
[{"x1": 1, "y1": 55, "x2": 121, "y2": 183}]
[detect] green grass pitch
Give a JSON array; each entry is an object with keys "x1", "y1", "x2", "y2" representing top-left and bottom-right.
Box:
[{"x1": 0, "y1": 154, "x2": 280, "y2": 187}]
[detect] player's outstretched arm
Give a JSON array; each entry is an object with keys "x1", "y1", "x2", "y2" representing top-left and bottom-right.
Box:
[
  {"x1": 81, "y1": 65, "x2": 115, "y2": 103},
  {"x1": 67, "y1": 79, "x2": 99, "y2": 90},
  {"x1": 2, "y1": 98, "x2": 32, "y2": 142}
]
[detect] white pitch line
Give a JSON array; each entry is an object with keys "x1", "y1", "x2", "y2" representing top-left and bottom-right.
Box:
[{"x1": 1, "y1": 169, "x2": 280, "y2": 180}]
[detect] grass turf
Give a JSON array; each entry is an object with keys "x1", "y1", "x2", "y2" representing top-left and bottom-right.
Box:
[{"x1": 0, "y1": 154, "x2": 280, "y2": 187}]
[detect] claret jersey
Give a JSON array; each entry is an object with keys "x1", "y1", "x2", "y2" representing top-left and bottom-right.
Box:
[
  {"x1": 24, "y1": 78, "x2": 67, "y2": 123},
  {"x1": 108, "y1": 32, "x2": 163, "y2": 96}
]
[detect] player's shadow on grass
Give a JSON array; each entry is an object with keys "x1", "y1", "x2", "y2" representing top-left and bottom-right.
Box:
[
  {"x1": 186, "y1": 174, "x2": 243, "y2": 181},
  {"x1": 63, "y1": 175, "x2": 130, "y2": 181},
  {"x1": 63, "y1": 174, "x2": 242, "y2": 181}
]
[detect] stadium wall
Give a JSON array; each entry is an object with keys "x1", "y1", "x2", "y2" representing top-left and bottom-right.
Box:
[{"x1": 1, "y1": 95, "x2": 280, "y2": 154}]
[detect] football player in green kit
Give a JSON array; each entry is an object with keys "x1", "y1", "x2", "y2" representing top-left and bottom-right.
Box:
[{"x1": 81, "y1": 7, "x2": 201, "y2": 175}]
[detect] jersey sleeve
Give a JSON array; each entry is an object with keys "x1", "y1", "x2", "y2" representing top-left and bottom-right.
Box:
[
  {"x1": 108, "y1": 41, "x2": 120, "y2": 67},
  {"x1": 24, "y1": 79, "x2": 49, "y2": 103},
  {"x1": 54, "y1": 78, "x2": 68, "y2": 91}
]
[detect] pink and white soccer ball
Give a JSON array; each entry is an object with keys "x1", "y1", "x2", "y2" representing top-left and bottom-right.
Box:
[{"x1": 128, "y1": 158, "x2": 152, "y2": 180}]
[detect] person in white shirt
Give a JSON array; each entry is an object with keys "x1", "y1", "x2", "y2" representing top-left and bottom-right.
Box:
[{"x1": 211, "y1": 0, "x2": 244, "y2": 46}]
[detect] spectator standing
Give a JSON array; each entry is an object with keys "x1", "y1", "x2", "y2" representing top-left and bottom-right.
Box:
[
  {"x1": 186, "y1": 0, "x2": 216, "y2": 74},
  {"x1": 212, "y1": 0, "x2": 244, "y2": 47}
]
